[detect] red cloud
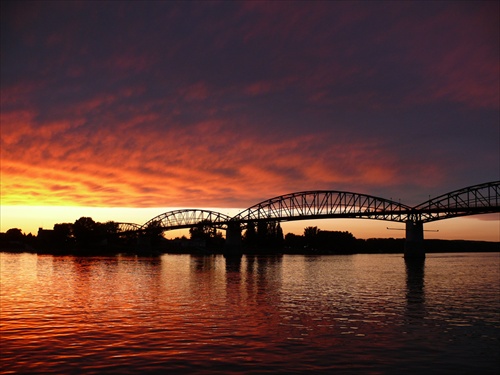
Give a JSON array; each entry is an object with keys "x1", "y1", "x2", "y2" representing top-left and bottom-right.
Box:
[
  {"x1": 1, "y1": 1, "x2": 495, "y2": 214},
  {"x1": 1, "y1": 103, "x2": 444, "y2": 209}
]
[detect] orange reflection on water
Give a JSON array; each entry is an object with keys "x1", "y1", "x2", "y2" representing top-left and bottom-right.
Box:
[{"x1": 1, "y1": 253, "x2": 499, "y2": 374}]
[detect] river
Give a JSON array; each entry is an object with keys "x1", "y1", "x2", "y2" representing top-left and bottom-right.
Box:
[{"x1": 1, "y1": 252, "x2": 499, "y2": 374}]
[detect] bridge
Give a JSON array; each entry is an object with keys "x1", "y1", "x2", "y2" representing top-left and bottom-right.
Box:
[{"x1": 117, "y1": 181, "x2": 500, "y2": 259}]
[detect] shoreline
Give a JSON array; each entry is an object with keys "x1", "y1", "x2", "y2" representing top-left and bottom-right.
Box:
[{"x1": 1, "y1": 239, "x2": 498, "y2": 256}]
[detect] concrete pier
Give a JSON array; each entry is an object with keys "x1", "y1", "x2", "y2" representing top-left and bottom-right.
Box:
[
  {"x1": 225, "y1": 222, "x2": 242, "y2": 256},
  {"x1": 404, "y1": 221, "x2": 425, "y2": 259}
]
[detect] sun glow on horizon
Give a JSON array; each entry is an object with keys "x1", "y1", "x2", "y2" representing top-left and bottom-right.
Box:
[
  {"x1": 0, "y1": 206, "x2": 244, "y2": 235},
  {"x1": 1, "y1": 205, "x2": 498, "y2": 242}
]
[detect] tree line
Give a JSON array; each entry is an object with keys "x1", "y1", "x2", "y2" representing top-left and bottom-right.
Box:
[
  {"x1": 1, "y1": 218, "x2": 129, "y2": 254},
  {"x1": 1, "y1": 218, "x2": 497, "y2": 255},
  {"x1": 0, "y1": 218, "x2": 355, "y2": 254}
]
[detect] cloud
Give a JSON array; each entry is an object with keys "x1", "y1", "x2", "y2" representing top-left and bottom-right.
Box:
[
  {"x1": 1, "y1": 102, "x2": 445, "y2": 209},
  {"x1": 390, "y1": 2, "x2": 499, "y2": 109},
  {"x1": 1, "y1": 1, "x2": 498, "y2": 215}
]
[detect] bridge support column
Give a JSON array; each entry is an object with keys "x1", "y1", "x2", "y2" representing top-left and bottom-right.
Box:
[
  {"x1": 225, "y1": 222, "x2": 242, "y2": 256},
  {"x1": 137, "y1": 235, "x2": 151, "y2": 254},
  {"x1": 404, "y1": 221, "x2": 425, "y2": 259}
]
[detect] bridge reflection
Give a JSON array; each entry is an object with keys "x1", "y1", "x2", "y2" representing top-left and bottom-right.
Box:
[{"x1": 404, "y1": 258, "x2": 426, "y2": 320}]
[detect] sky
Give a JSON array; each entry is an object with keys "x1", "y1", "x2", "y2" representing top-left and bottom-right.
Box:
[{"x1": 1, "y1": 1, "x2": 499, "y2": 240}]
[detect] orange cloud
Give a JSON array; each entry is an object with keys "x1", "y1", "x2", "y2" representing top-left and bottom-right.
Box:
[
  {"x1": 1, "y1": 104, "x2": 442, "y2": 210},
  {"x1": 1, "y1": 1, "x2": 495, "y2": 221}
]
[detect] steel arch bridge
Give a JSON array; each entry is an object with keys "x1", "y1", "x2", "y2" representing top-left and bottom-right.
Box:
[
  {"x1": 117, "y1": 181, "x2": 499, "y2": 258},
  {"x1": 116, "y1": 222, "x2": 143, "y2": 233},
  {"x1": 141, "y1": 209, "x2": 233, "y2": 232},
  {"x1": 232, "y1": 191, "x2": 414, "y2": 224},
  {"x1": 231, "y1": 182, "x2": 500, "y2": 224},
  {"x1": 119, "y1": 181, "x2": 500, "y2": 233},
  {"x1": 411, "y1": 181, "x2": 500, "y2": 222}
]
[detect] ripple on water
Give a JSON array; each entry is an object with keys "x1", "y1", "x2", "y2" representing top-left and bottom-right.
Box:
[{"x1": 1, "y1": 253, "x2": 499, "y2": 374}]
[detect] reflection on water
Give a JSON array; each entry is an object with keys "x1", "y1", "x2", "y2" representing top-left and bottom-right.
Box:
[
  {"x1": 1, "y1": 252, "x2": 499, "y2": 374},
  {"x1": 405, "y1": 258, "x2": 426, "y2": 320}
]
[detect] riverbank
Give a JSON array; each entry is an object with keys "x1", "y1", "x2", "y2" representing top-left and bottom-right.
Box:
[{"x1": 1, "y1": 238, "x2": 498, "y2": 256}]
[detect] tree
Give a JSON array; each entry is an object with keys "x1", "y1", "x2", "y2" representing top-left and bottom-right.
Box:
[
  {"x1": 250, "y1": 220, "x2": 284, "y2": 251},
  {"x1": 284, "y1": 233, "x2": 305, "y2": 251},
  {"x1": 256, "y1": 221, "x2": 269, "y2": 246},
  {"x1": 73, "y1": 217, "x2": 97, "y2": 247},
  {"x1": 317, "y1": 230, "x2": 356, "y2": 253},
  {"x1": 243, "y1": 221, "x2": 257, "y2": 246},
  {"x1": 142, "y1": 220, "x2": 165, "y2": 248},
  {"x1": 144, "y1": 220, "x2": 163, "y2": 235},
  {"x1": 189, "y1": 220, "x2": 224, "y2": 248},
  {"x1": 304, "y1": 226, "x2": 320, "y2": 249},
  {"x1": 53, "y1": 223, "x2": 74, "y2": 248},
  {"x1": 304, "y1": 226, "x2": 320, "y2": 238},
  {"x1": 189, "y1": 220, "x2": 216, "y2": 241},
  {"x1": 101, "y1": 221, "x2": 119, "y2": 236},
  {"x1": 96, "y1": 221, "x2": 119, "y2": 241},
  {"x1": 275, "y1": 222, "x2": 284, "y2": 247},
  {"x1": 5, "y1": 228, "x2": 24, "y2": 241}
]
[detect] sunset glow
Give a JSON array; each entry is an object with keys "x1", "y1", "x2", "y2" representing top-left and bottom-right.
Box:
[{"x1": 1, "y1": 1, "x2": 498, "y2": 240}]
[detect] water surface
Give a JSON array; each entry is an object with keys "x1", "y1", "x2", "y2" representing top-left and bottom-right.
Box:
[{"x1": 1, "y1": 252, "x2": 499, "y2": 374}]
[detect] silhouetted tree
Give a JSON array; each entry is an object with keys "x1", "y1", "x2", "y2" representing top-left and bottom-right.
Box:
[
  {"x1": 316, "y1": 230, "x2": 356, "y2": 253},
  {"x1": 53, "y1": 223, "x2": 74, "y2": 249},
  {"x1": 267, "y1": 221, "x2": 277, "y2": 239},
  {"x1": 101, "y1": 221, "x2": 119, "y2": 235},
  {"x1": 284, "y1": 233, "x2": 305, "y2": 252},
  {"x1": 304, "y1": 226, "x2": 320, "y2": 249},
  {"x1": 275, "y1": 222, "x2": 284, "y2": 248},
  {"x1": 5, "y1": 228, "x2": 24, "y2": 241},
  {"x1": 243, "y1": 221, "x2": 257, "y2": 246},
  {"x1": 265, "y1": 221, "x2": 284, "y2": 250},
  {"x1": 24, "y1": 233, "x2": 37, "y2": 249},
  {"x1": 304, "y1": 226, "x2": 320, "y2": 238},
  {"x1": 189, "y1": 220, "x2": 224, "y2": 249},
  {"x1": 144, "y1": 220, "x2": 163, "y2": 234},
  {"x1": 256, "y1": 221, "x2": 269, "y2": 246},
  {"x1": 189, "y1": 220, "x2": 215, "y2": 241},
  {"x1": 0, "y1": 228, "x2": 27, "y2": 251},
  {"x1": 141, "y1": 220, "x2": 165, "y2": 249},
  {"x1": 73, "y1": 217, "x2": 97, "y2": 248},
  {"x1": 250, "y1": 220, "x2": 284, "y2": 251},
  {"x1": 96, "y1": 221, "x2": 120, "y2": 247}
]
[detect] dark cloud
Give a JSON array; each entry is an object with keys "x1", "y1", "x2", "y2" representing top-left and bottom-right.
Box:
[{"x1": 1, "y1": 0, "x2": 498, "y2": 209}]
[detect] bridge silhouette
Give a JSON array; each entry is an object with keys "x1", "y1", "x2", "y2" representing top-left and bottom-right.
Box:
[{"x1": 117, "y1": 181, "x2": 500, "y2": 258}]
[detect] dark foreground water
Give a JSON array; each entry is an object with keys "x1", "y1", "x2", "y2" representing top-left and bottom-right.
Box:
[{"x1": 1, "y1": 252, "x2": 499, "y2": 374}]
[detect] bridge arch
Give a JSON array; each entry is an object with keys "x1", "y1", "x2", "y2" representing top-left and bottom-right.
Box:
[
  {"x1": 232, "y1": 190, "x2": 413, "y2": 224},
  {"x1": 142, "y1": 209, "x2": 233, "y2": 232},
  {"x1": 413, "y1": 181, "x2": 500, "y2": 222},
  {"x1": 116, "y1": 222, "x2": 142, "y2": 233}
]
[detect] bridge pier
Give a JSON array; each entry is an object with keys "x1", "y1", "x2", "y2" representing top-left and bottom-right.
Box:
[
  {"x1": 225, "y1": 222, "x2": 242, "y2": 256},
  {"x1": 404, "y1": 221, "x2": 425, "y2": 259},
  {"x1": 137, "y1": 235, "x2": 151, "y2": 254}
]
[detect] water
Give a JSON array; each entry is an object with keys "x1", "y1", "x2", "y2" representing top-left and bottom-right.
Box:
[{"x1": 1, "y1": 252, "x2": 499, "y2": 374}]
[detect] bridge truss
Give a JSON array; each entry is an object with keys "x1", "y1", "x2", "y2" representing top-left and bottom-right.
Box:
[
  {"x1": 116, "y1": 222, "x2": 143, "y2": 233},
  {"x1": 232, "y1": 191, "x2": 413, "y2": 223},
  {"x1": 412, "y1": 181, "x2": 500, "y2": 222},
  {"x1": 122, "y1": 181, "x2": 499, "y2": 234},
  {"x1": 141, "y1": 209, "x2": 233, "y2": 231}
]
